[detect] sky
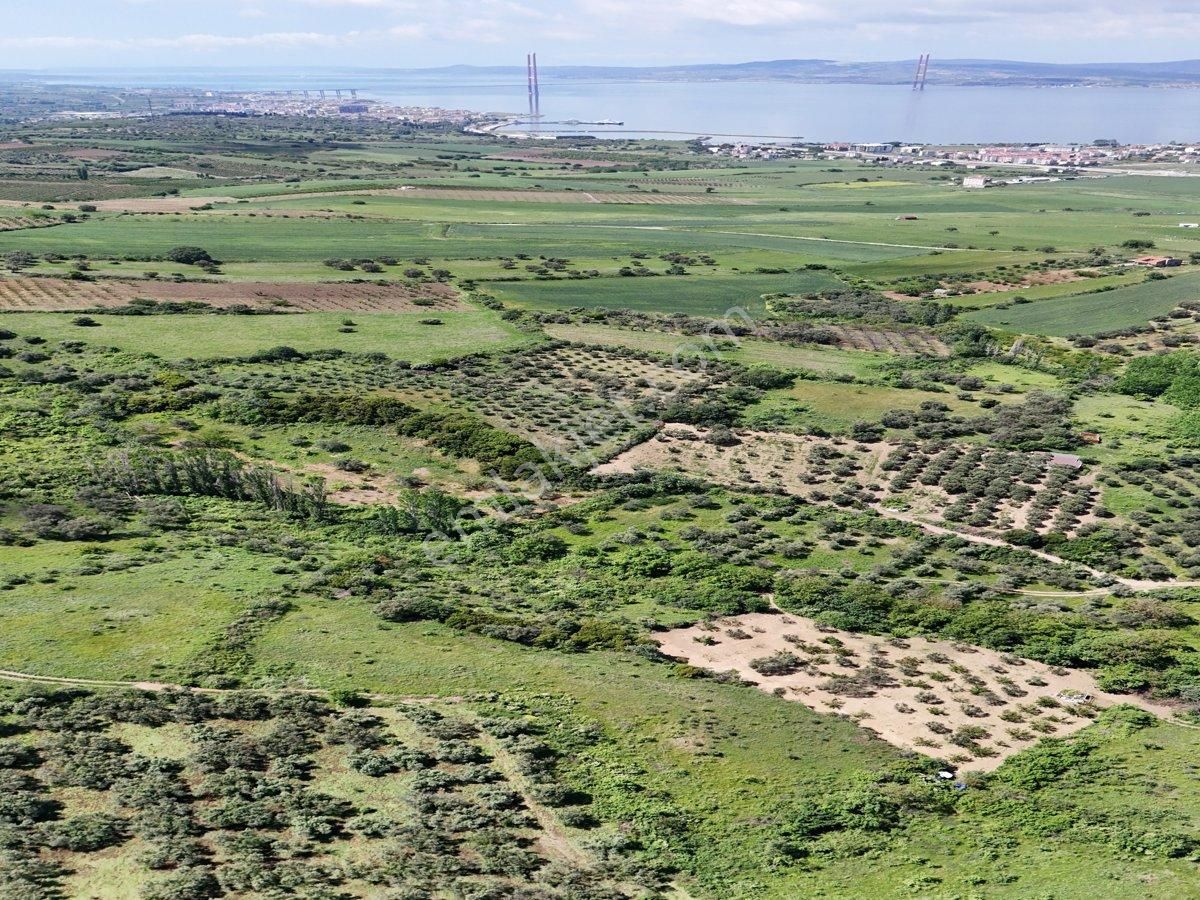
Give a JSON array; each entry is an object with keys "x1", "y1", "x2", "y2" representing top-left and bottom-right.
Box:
[{"x1": 0, "y1": 0, "x2": 1194, "y2": 70}]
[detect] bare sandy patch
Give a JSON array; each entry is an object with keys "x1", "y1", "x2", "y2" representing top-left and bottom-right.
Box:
[
  {"x1": 657, "y1": 611, "x2": 1174, "y2": 771},
  {"x1": 819, "y1": 324, "x2": 950, "y2": 356},
  {"x1": 0, "y1": 216, "x2": 61, "y2": 233},
  {"x1": 62, "y1": 148, "x2": 124, "y2": 160},
  {"x1": 82, "y1": 196, "x2": 237, "y2": 213}
]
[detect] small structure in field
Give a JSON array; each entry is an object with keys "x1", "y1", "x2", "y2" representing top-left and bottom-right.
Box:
[
  {"x1": 1134, "y1": 256, "x2": 1182, "y2": 268},
  {"x1": 1048, "y1": 453, "x2": 1084, "y2": 470}
]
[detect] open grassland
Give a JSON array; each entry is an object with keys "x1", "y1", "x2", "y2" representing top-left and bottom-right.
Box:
[
  {"x1": 541, "y1": 321, "x2": 887, "y2": 376},
  {"x1": 0, "y1": 215, "x2": 919, "y2": 262},
  {"x1": 966, "y1": 270, "x2": 1200, "y2": 335},
  {"x1": 0, "y1": 308, "x2": 534, "y2": 360},
  {"x1": 0, "y1": 541, "x2": 275, "y2": 680},
  {"x1": 943, "y1": 270, "x2": 1148, "y2": 308},
  {"x1": 743, "y1": 379, "x2": 1001, "y2": 431},
  {"x1": 488, "y1": 269, "x2": 844, "y2": 317}
]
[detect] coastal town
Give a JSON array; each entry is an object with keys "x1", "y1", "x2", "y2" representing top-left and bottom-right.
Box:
[{"x1": 709, "y1": 138, "x2": 1200, "y2": 169}]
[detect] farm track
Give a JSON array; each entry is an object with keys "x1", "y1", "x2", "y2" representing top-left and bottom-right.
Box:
[
  {"x1": 488, "y1": 222, "x2": 984, "y2": 252},
  {"x1": 0, "y1": 668, "x2": 460, "y2": 704},
  {"x1": 873, "y1": 505, "x2": 1200, "y2": 593},
  {"x1": 60, "y1": 187, "x2": 748, "y2": 211}
]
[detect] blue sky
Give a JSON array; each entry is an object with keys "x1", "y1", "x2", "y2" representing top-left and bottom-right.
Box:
[{"x1": 1, "y1": 0, "x2": 1194, "y2": 69}]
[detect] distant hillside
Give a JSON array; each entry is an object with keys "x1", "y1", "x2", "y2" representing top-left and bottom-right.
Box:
[
  {"x1": 10, "y1": 59, "x2": 1200, "y2": 89},
  {"x1": 538, "y1": 59, "x2": 1200, "y2": 87},
  {"x1": 432, "y1": 58, "x2": 1200, "y2": 87}
]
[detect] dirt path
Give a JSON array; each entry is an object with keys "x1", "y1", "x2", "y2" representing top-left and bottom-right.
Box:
[
  {"x1": 0, "y1": 668, "x2": 457, "y2": 704},
  {"x1": 702, "y1": 228, "x2": 988, "y2": 253},
  {"x1": 476, "y1": 730, "x2": 593, "y2": 869},
  {"x1": 873, "y1": 505, "x2": 1200, "y2": 593},
  {"x1": 486, "y1": 222, "x2": 983, "y2": 252}
]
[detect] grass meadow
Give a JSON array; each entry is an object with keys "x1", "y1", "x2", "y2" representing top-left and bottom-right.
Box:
[
  {"x1": 966, "y1": 270, "x2": 1200, "y2": 335},
  {"x1": 0, "y1": 308, "x2": 534, "y2": 360}
]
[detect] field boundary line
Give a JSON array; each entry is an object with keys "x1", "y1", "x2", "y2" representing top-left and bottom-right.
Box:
[
  {"x1": 872, "y1": 506, "x2": 1200, "y2": 593},
  {"x1": 485, "y1": 222, "x2": 978, "y2": 252},
  {"x1": 0, "y1": 669, "x2": 459, "y2": 704}
]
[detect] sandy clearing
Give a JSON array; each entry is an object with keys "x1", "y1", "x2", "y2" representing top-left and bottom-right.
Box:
[
  {"x1": 819, "y1": 324, "x2": 951, "y2": 357},
  {"x1": 81, "y1": 196, "x2": 239, "y2": 213},
  {"x1": 62, "y1": 148, "x2": 124, "y2": 160},
  {"x1": 657, "y1": 611, "x2": 1176, "y2": 771}
]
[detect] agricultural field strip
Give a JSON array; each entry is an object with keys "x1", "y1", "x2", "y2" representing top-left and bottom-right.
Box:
[
  {"x1": 0, "y1": 668, "x2": 455, "y2": 703},
  {"x1": 0, "y1": 276, "x2": 462, "y2": 311},
  {"x1": 41, "y1": 186, "x2": 752, "y2": 213},
  {"x1": 486, "y1": 222, "x2": 988, "y2": 252}
]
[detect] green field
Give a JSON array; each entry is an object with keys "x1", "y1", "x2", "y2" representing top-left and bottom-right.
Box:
[
  {"x1": 542, "y1": 321, "x2": 887, "y2": 376},
  {"x1": 0, "y1": 308, "x2": 534, "y2": 360},
  {"x1": 6, "y1": 113, "x2": 1200, "y2": 900},
  {"x1": 966, "y1": 270, "x2": 1200, "y2": 335},
  {"x1": 489, "y1": 269, "x2": 845, "y2": 316}
]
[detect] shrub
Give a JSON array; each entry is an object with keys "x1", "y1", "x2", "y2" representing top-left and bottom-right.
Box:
[{"x1": 165, "y1": 247, "x2": 215, "y2": 265}]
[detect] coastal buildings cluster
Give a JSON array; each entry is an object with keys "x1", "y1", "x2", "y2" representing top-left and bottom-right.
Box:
[
  {"x1": 708, "y1": 139, "x2": 1200, "y2": 175},
  {"x1": 181, "y1": 93, "x2": 491, "y2": 125},
  {"x1": 43, "y1": 91, "x2": 499, "y2": 128}
]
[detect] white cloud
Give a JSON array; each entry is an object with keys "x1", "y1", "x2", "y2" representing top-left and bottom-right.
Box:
[
  {"x1": 577, "y1": 0, "x2": 1200, "y2": 38},
  {"x1": 0, "y1": 31, "x2": 348, "y2": 51},
  {"x1": 7, "y1": 0, "x2": 1200, "y2": 64}
]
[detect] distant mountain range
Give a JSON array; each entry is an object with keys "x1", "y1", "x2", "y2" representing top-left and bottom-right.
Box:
[{"x1": 7, "y1": 59, "x2": 1200, "y2": 88}]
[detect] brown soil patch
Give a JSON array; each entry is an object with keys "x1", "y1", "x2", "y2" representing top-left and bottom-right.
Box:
[
  {"x1": 0, "y1": 216, "x2": 60, "y2": 232},
  {"x1": 62, "y1": 148, "x2": 123, "y2": 160},
  {"x1": 299, "y1": 463, "x2": 403, "y2": 506},
  {"x1": 959, "y1": 269, "x2": 1092, "y2": 294},
  {"x1": 821, "y1": 324, "x2": 950, "y2": 356},
  {"x1": 0, "y1": 277, "x2": 461, "y2": 312},
  {"x1": 657, "y1": 611, "x2": 1174, "y2": 771},
  {"x1": 84, "y1": 196, "x2": 238, "y2": 213}
]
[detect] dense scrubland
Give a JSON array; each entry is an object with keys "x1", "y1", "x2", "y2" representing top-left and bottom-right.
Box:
[{"x1": 2, "y1": 114, "x2": 1200, "y2": 898}]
